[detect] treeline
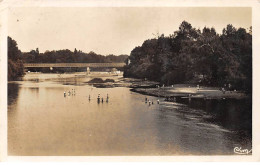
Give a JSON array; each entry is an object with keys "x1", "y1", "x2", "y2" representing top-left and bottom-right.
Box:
[
  {"x1": 124, "y1": 21, "x2": 252, "y2": 92},
  {"x1": 22, "y1": 49, "x2": 128, "y2": 63},
  {"x1": 8, "y1": 37, "x2": 24, "y2": 80},
  {"x1": 8, "y1": 36, "x2": 129, "y2": 76},
  {"x1": 22, "y1": 49, "x2": 128, "y2": 73}
]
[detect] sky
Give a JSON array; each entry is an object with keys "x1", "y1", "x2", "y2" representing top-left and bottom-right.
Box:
[{"x1": 8, "y1": 7, "x2": 251, "y2": 55}]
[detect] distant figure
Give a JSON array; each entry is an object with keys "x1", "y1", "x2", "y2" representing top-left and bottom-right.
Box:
[
  {"x1": 101, "y1": 97, "x2": 104, "y2": 103},
  {"x1": 89, "y1": 95, "x2": 91, "y2": 101},
  {"x1": 145, "y1": 97, "x2": 148, "y2": 103},
  {"x1": 157, "y1": 99, "x2": 160, "y2": 104},
  {"x1": 197, "y1": 84, "x2": 200, "y2": 91},
  {"x1": 173, "y1": 97, "x2": 176, "y2": 102},
  {"x1": 148, "y1": 100, "x2": 151, "y2": 106},
  {"x1": 64, "y1": 91, "x2": 66, "y2": 97},
  {"x1": 222, "y1": 88, "x2": 226, "y2": 94},
  {"x1": 97, "y1": 94, "x2": 100, "y2": 103},
  {"x1": 106, "y1": 94, "x2": 109, "y2": 102},
  {"x1": 68, "y1": 91, "x2": 71, "y2": 96},
  {"x1": 228, "y1": 83, "x2": 232, "y2": 93},
  {"x1": 152, "y1": 100, "x2": 154, "y2": 104}
]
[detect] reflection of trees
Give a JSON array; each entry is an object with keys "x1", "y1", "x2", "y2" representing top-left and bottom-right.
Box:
[
  {"x1": 8, "y1": 83, "x2": 19, "y2": 106},
  {"x1": 184, "y1": 98, "x2": 252, "y2": 132}
]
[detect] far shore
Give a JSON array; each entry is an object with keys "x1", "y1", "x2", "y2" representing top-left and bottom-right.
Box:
[
  {"x1": 12, "y1": 72, "x2": 248, "y2": 99},
  {"x1": 131, "y1": 85, "x2": 248, "y2": 100}
]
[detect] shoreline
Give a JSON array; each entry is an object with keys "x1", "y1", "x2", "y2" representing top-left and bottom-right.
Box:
[
  {"x1": 131, "y1": 85, "x2": 248, "y2": 100},
  {"x1": 10, "y1": 72, "x2": 249, "y2": 100}
]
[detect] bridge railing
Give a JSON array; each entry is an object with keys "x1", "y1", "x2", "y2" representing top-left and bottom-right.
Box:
[{"x1": 24, "y1": 63, "x2": 126, "y2": 68}]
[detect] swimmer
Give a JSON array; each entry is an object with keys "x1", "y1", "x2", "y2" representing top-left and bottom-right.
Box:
[{"x1": 97, "y1": 94, "x2": 100, "y2": 102}]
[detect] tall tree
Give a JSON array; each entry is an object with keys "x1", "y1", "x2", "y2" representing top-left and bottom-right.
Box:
[
  {"x1": 8, "y1": 37, "x2": 24, "y2": 80},
  {"x1": 124, "y1": 21, "x2": 252, "y2": 91}
]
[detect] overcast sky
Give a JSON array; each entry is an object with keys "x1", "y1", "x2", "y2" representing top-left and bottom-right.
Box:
[{"x1": 8, "y1": 7, "x2": 251, "y2": 55}]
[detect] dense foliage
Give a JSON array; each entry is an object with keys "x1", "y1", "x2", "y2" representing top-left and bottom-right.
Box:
[
  {"x1": 8, "y1": 37, "x2": 24, "y2": 80},
  {"x1": 20, "y1": 45, "x2": 128, "y2": 73},
  {"x1": 124, "y1": 21, "x2": 252, "y2": 92},
  {"x1": 22, "y1": 49, "x2": 128, "y2": 64}
]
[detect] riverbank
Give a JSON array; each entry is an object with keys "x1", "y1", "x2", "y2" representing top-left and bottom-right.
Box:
[
  {"x1": 19, "y1": 72, "x2": 248, "y2": 99},
  {"x1": 131, "y1": 84, "x2": 247, "y2": 99},
  {"x1": 22, "y1": 72, "x2": 123, "y2": 81}
]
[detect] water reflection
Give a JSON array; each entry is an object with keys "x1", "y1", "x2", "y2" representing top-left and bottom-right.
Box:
[
  {"x1": 176, "y1": 97, "x2": 252, "y2": 139},
  {"x1": 8, "y1": 83, "x2": 20, "y2": 106},
  {"x1": 8, "y1": 73, "x2": 252, "y2": 156}
]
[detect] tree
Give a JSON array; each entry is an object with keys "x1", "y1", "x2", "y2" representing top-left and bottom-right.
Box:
[
  {"x1": 74, "y1": 48, "x2": 78, "y2": 54},
  {"x1": 8, "y1": 36, "x2": 21, "y2": 61},
  {"x1": 124, "y1": 21, "x2": 252, "y2": 92},
  {"x1": 8, "y1": 37, "x2": 24, "y2": 80}
]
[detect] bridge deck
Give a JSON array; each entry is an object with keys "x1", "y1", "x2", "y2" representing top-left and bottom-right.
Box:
[{"x1": 24, "y1": 63, "x2": 126, "y2": 68}]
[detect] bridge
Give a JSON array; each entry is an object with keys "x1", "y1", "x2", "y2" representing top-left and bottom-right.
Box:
[
  {"x1": 24, "y1": 63, "x2": 126, "y2": 74},
  {"x1": 24, "y1": 63, "x2": 126, "y2": 68}
]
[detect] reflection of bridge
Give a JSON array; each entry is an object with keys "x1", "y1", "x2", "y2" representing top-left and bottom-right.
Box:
[
  {"x1": 24, "y1": 63, "x2": 126, "y2": 74},
  {"x1": 24, "y1": 63, "x2": 126, "y2": 68}
]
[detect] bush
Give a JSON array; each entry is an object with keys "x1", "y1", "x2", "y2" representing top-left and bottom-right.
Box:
[
  {"x1": 88, "y1": 78, "x2": 104, "y2": 83},
  {"x1": 104, "y1": 79, "x2": 115, "y2": 83}
]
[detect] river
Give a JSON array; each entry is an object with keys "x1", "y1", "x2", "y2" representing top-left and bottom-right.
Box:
[{"x1": 8, "y1": 73, "x2": 252, "y2": 156}]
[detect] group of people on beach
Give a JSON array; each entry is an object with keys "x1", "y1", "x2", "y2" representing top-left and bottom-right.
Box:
[
  {"x1": 145, "y1": 96, "x2": 160, "y2": 106},
  {"x1": 221, "y1": 83, "x2": 233, "y2": 94},
  {"x1": 64, "y1": 89, "x2": 76, "y2": 97},
  {"x1": 164, "y1": 96, "x2": 177, "y2": 102}
]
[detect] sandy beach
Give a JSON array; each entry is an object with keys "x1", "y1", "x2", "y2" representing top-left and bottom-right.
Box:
[{"x1": 132, "y1": 84, "x2": 247, "y2": 99}]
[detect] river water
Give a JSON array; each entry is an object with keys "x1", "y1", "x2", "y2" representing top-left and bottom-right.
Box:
[{"x1": 8, "y1": 73, "x2": 252, "y2": 156}]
